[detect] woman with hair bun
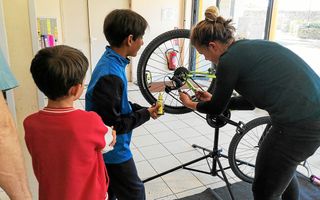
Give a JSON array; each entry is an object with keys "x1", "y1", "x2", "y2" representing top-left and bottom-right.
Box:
[{"x1": 180, "y1": 6, "x2": 320, "y2": 200}]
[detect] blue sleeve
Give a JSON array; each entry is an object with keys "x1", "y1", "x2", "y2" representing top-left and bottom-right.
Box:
[{"x1": 0, "y1": 49, "x2": 18, "y2": 91}]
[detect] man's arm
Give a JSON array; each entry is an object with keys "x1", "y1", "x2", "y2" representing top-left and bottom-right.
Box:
[{"x1": 0, "y1": 94, "x2": 32, "y2": 200}]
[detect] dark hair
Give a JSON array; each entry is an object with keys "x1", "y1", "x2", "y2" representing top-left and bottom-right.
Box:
[
  {"x1": 191, "y1": 6, "x2": 235, "y2": 47},
  {"x1": 30, "y1": 45, "x2": 88, "y2": 100},
  {"x1": 103, "y1": 9, "x2": 148, "y2": 47}
]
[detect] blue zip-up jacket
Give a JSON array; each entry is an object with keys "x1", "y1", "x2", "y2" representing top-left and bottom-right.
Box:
[{"x1": 86, "y1": 47, "x2": 150, "y2": 164}]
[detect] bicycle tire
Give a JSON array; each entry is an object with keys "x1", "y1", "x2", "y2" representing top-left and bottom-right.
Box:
[
  {"x1": 228, "y1": 116, "x2": 271, "y2": 183},
  {"x1": 137, "y1": 29, "x2": 215, "y2": 114}
]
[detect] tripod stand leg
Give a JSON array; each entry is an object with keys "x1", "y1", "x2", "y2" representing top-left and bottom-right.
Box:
[
  {"x1": 216, "y1": 156, "x2": 235, "y2": 200},
  {"x1": 143, "y1": 153, "x2": 211, "y2": 183}
]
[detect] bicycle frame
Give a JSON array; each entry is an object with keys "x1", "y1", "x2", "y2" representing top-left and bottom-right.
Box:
[
  {"x1": 166, "y1": 67, "x2": 216, "y2": 93},
  {"x1": 187, "y1": 71, "x2": 216, "y2": 79},
  {"x1": 185, "y1": 71, "x2": 216, "y2": 92}
]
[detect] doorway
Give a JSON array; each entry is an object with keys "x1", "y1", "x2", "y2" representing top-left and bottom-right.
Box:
[{"x1": 88, "y1": 0, "x2": 131, "y2": 80}]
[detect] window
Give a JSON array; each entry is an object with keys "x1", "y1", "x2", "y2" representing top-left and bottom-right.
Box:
[
  {"x1": 219, "y1": 0, "x2": 270, "y2": 39},
  {"x1": 272, "y1": 0, "x2": 320, "y2": 74}
]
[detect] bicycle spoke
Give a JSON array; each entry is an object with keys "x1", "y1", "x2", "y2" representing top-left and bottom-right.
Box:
[
  {"x1": 137, "y1": 29, "x2": 216, "y2": 114},
  {"x1": 228, "y1": 117, "x2": 271, "y2": 183},
  {"x1": 148, "y1": 56, "x2": 167, "y2": 65}
]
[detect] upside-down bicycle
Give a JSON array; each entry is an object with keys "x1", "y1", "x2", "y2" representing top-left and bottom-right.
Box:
[
  {"x1": 136, "y1": 29, "x2": 318, "y2": 197},
  {"x1": 137, "y1": 28, "x2": 271, "y2": 184}
]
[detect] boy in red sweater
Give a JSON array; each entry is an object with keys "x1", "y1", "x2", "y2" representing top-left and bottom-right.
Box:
[{"x1": 24, "y1": 45, "x2": 115, "y2": 200}]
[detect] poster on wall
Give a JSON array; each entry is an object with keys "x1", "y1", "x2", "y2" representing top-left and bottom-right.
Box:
[{"x1": 37, "y1": 18, "x2": 58, "y2": 48}]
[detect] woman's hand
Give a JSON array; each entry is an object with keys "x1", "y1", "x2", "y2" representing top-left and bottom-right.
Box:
[
  {"x1": 195, "y1": 90, "x2": 212, "y2": 101},
  {"x1": 179, "y1": 91, "x2": 197, "y2": 110}
]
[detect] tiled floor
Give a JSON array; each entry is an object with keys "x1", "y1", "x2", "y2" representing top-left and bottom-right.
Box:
[
  {"x1": 1, "y1": 83, "x2": 319, "y2": 200},
  {"x1": 127, "y1": 84, "x2": 257, "y2": 199},
  {"x1": 127, "y1": 83, "x2": 320, "y2": 199}
]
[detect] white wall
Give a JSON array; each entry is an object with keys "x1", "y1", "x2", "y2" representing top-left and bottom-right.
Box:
[
  {"x1": 60, "y1": 0, "x2": 91, "y2": 84},
  {"x1": 34, "y1": 0, "x2": 63, "y2": 44},
  {"x1": 30, "y1": 0, "x2": 190, "y2": 89},
  {"x1": 88, "y1": 0, "x2": 130, "y2": 73},
  {"x1": 32, "y1": 0, "x2": 186, "y2": 83}
]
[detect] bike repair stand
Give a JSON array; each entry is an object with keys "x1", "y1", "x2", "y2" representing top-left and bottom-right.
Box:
[{"x1": 143, "y1": 110, "x2": 244, "y2": 200}]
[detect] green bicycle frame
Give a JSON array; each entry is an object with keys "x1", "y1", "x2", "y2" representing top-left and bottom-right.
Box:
[{"x1": 185, "y1": 71, "x2": 216, "y2": 92}]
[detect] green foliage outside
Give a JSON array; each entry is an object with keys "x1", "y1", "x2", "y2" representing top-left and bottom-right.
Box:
[{"x1": 298, "y1": 22, "x2": 320, "y2": 40}]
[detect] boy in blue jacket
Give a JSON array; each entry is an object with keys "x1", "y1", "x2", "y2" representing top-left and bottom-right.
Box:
[{"x1": 86, "y1": 9, "x2": 159, "y2": 200}]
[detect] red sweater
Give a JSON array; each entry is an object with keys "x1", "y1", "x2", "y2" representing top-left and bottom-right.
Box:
[{"x1": 24, "y1": 107, "x2": 108, "y2": 200}]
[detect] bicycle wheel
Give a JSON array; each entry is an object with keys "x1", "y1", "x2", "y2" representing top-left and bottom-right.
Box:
[
  {"x1": 137, "y1": 29, "x2": 216, "y2": 114},
  {"x1": 228, "y1": 116, "x2": 272, "y2": 183}
]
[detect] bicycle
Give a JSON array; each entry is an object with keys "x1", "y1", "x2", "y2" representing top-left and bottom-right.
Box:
[
  {"x1": 228, "y1": 115, "x2": 319, "y2": 184},
  {"x1": 137, "y1": 28, "x2": 265, "y2": 176},
  {"x1": 136, "y1": 29, "x2": 317, "y2": 186},
  {"x1": 228, "y1": 116, "x2": 271, "y2": 183}
]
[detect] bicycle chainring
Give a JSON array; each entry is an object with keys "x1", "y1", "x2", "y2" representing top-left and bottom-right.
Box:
[{"x1": 206, "y1": 110, "x2": 231, "y2": 128}]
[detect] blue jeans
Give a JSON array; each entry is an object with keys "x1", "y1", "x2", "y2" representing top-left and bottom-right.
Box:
[{"x1": 252, "y1": 120, "x2": 320, "y2": 200}]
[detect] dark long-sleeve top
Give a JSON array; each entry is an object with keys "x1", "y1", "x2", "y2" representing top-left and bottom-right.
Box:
[
  {"x1": 197, "y1": 40, "x2": 320, "y2": 124},
  {"x1": 86, "y1": 47, "x2": 150, "y2": 164}
]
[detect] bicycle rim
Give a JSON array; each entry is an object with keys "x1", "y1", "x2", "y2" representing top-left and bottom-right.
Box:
[
  {"x1": 228, "y1": 116, "x2": 271, "y2": 183},
  {"x1": 137, "y1": 29, "x2": 215, "y2": 114}
]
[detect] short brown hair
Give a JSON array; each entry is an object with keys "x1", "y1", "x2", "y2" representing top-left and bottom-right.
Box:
[
  {"x1": 103, "y1": 9, "x2": 148, "y2": 47},
  {"x1": 30, "y1": 45, "x2": 88, "y2": 100}
]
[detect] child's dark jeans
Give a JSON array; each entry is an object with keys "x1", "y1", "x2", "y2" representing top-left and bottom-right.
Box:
[{"x1": 106, "y1": 158, "x2": 145, "y2": 200}]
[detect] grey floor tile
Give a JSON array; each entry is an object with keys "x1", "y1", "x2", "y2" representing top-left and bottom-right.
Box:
[
  {"x1": 155, "y1": 194, "x2": 177, "y2": 200},
  {"x1": 206, "y1": 180, "x2": 229, "y2": 190},
  {"x1": 136, "y1": 160, "x2": 157, "y2": 180},
  {"x1": 163, "y1": 120, "x2": 190, "y2": 130},
  {"x1": 184, "y1": 135, "x2": 213, "y2": 149},
  {"x1": 158, "y1": 114, "x2": 180, "y2": 123},
  {"x1": 176, "y1": 112, "x2": 202, "y2": 120},
  {"x1": 132, "y1": 148, "x2": 146, "y2": 162},
  {"x1": 175, "y1": 186, "x2": 207, "y2": 198},
  {"x1": 152, "y1": 131, "x2": 181, "y2": 143},
  {"x1": 145, "y1": 117, "x2": 162, "y2": 125},
  {"x1": 145, "y1": 179, "x2": 173, "y2": 200},
  {"x1": 133, "y1": 126, "x2": 150, "y2": 137},
  {"x1": 148, "y1": 155, "x2": 181, "y2": 173},
  {"x1": 173, "y1": 127, "x2": 202, "y2": 139},
  {"x1": 132, "y1": 134, "x2": 159, "y2": 148},
  {"x1": 161, "y1": 170, "x2": 203, "y2": 194},
  {"x1": 144, "y1": 123, "x2": 170, "y2": 134},
  {"x1": 162, "y1": 140, "x2": 194, "y2": 154},
  {"x1": 139, "y1": 144, "x2": 171, "y2": 160},
  {"x1": 191, "y1": 166, "x2": 222, "y2": 185},
  {"x1": 192, "y1": 124, "x2": 216, "y2": 135},
  {"x1": 181, "y1": 117, "x2": 209, "y2": 127},
  {"x1": 174, "y1": 150, "x2": 208, "y2": 167}
]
